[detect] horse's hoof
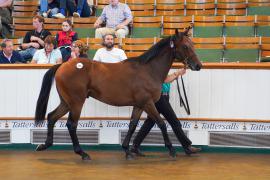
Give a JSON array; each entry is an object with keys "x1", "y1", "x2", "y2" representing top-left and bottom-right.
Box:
[
  {"x1": 35, "y1": 144, "x2": 47, "y2": 151},
  {"x1": 81, "y1": 154, "x2": 91, "y2": 161},
  {"x1": 169, "y1": 147, "x2": 177, "y2": 158},
  {"x1": 130, "y1": 146, "x2": 145, "y2": 157},
  {"x1": 126, "y1": 152, "x2": 135, "y2": 160}
]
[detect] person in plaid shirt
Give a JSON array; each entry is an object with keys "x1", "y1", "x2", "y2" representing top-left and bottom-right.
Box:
[{"x1": 94, "y1": 0, "x2": 133, "y2": 38}]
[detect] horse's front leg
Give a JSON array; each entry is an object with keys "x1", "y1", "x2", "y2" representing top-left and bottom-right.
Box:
[
  {"x1": 122, "y1": 106, "x2": 143, "y2": 160},
  {"x1": 143, "y1": 101, "x2": 176, "y2": 158}
]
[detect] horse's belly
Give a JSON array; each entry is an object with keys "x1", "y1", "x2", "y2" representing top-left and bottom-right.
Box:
[{"x1": 89, "y1": 94, "x2": 134, "y2": 107}]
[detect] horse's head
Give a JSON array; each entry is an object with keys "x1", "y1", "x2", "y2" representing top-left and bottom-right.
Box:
[{"x1": 170, "y1": 27, "x2": 202, "y2": 71}]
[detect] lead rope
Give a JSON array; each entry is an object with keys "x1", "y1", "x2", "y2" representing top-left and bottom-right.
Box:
[{"x1": 176, "y1": 66, "x2": 190, "y2": 115}]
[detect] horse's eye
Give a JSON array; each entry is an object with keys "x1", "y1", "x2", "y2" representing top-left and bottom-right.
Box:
[{"x1": 183, "y1": 45, "x2": 188, "y2": 50}]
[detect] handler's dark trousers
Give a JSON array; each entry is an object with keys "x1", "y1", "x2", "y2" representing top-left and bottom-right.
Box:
[{"x1": 133, "y1": 94, "x2": 192, "y2": 148}]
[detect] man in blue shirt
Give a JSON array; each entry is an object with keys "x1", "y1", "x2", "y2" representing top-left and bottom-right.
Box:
[{"x1": 0, "y1": 39, "x2": 25, "y2": 64}]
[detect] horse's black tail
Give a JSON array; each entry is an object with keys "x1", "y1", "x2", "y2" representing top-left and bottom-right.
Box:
[{"x1": 35, "y1": 64, "x2": 62, "y2": 125}]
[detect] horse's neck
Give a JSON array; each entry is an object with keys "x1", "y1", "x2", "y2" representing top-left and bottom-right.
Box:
[{"x1": 147, "y1": 47, "x2": 174, "y2": 83}]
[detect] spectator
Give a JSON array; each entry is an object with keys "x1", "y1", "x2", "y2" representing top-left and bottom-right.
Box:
[
  {"x1": 94, "y1": 0, "x2": 132, "y2": 39},
  {"x1": 52, "y1": 0, "x2": 92, "y2": 18},
  {"x1": 19, "y1": 15, "x2": 51, "y2": 62},
  {"x1": 0, "y1": 39, "x2": 25, "y2": 64},
  {"x1": 56, "y1": 19, "x2": 78, "y2": 62},
  {"x1": 0, "y1": 0, "x2": 12, "y2": 38},
  {"x1": 68, "y1": 40, "x2": 89, "y2": 60},
  {"x1": 93, "y1": 33, "x2": 126, "y2": 62},
  {"x1": 31, "y1": 35, "x2": 62, "y2": 64},
  {"x1": 39, "y1": 0, "x2": 59, "y2": 18}
]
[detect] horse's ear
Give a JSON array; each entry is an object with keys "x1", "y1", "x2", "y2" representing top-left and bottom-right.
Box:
[
  {"x1": 184, "y1": 26, "x2": 192, "y2": 36},
  {"x1": 175, "y1": 29, "x2": 179, "y2": 36},
  {"x1": 175, "y1": 29, "x2": 182, "y2": 40}
]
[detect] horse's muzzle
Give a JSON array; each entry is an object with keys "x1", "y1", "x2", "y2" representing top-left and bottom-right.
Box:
[
  {"x1": 194, "y1": 63, "x2": 202, "y2": 71},
  {"x1": 189, "y1": 62, "x2": 202, "y2": 71}
]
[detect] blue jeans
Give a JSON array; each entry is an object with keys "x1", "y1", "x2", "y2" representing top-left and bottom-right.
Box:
[
  {"x1": 19, "y1": 48, "x2": 37, "y2": 61},
  {"x1": 60, "y1": 47, "x2": 71, "y2": 62},
  {"x1": 59, "y1": 0, "x2": 91, "y2": 17},
  {"x1": 40, "y1": 0, "x2": 59, "y2": 17}
]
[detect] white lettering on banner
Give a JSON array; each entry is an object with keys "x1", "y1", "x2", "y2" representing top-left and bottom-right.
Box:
[
  {"x1": 5, "y1": 120, "x2": 270, "y2": 132},
  {"x1": 0, "y1": 120, "x2": 192, "y2": 130},
  {"x1": 2, "y1": 120, "x2": 99, "y2": 129},
  {"x1": 200, "y1": 122, "x2": 240, "y2": 131},
  {"x1": 12, "y1": 121, "x2": 47, "y2": 128}
]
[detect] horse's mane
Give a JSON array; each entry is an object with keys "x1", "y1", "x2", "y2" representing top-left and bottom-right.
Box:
[{"x1": 125, "y1": 35, "x2": 174, "y2": 64}]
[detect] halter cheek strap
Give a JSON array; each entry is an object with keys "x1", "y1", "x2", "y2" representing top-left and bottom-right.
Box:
[
  {"x1": 169, "y1": 36, "x2": 194, "y2": 70},
  {"x1": 170, "y1": 36, "x2": 176, "y2": 60}
]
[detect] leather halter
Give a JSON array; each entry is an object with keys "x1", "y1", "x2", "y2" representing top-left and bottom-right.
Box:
[{"x1": 169, "y1": 36, "x2": 191, "y2": 115}]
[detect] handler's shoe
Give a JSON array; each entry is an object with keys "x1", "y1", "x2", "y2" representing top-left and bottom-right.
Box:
[{"x1": 184, "y1": 146, "x2": 201, "y2": 155}]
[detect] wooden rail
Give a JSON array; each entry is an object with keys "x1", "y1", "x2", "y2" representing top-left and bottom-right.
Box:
[{"x1": 0, "y1": 62, "x2": 270, "y2": 69}]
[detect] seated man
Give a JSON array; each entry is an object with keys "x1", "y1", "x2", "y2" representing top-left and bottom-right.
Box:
[
  {"x1": 93, "y1": 33, "x2": 127, "y2": 63},
  {"x1": 31, "y1": 35, "x2": 62, "y2": 64},
  {"x1": 94, "y1": 0, "x2": 132, "y2": 39},
  {"x1": 52, "y1": 0, "x2": 92, "y2": 18},
  {"x1": 19, "y1": 15, "x2": 51, "y2": 61},
  {"x1": 39, "y1": 0, "x2": 59, "y2": 18},
  {"x1": 0, "y1": 39, "x2": 25, "y2": 64},
  {"x1": 0, "y1": 0, "x2": 12, "y2": 38}
]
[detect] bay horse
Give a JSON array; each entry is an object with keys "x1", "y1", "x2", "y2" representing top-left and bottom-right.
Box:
[{"x1": 35, "y1": 28, "x2": 202, "y2": 160}]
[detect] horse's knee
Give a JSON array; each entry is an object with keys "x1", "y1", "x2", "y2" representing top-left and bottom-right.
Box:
[
  {"x1": 129, "y1": 119, "x2": 138, "y2": 128},
  {"x1": 66, "y1": 121, "x2": 74, "y2": 129},
  {"x1": 66, "y1": 121, "x2": 77, "y2": 131},
  {"x1": 47, "y1": 119, "x2": 55, "y2": 128}
]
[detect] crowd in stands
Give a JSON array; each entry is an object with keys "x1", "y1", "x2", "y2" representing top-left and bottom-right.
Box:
[
  {"x1": 0, "y1": 0, "x2": 133, "y2": 64},
  {"x1": 0, "y1": 0, "x2": 12, "y2": 38},
  {"x1": 0, "y1": 0, "x2": 270, "y2": 64},
  {"x1": 40, "y1": 0, "x2": 92, "y2": 19}
]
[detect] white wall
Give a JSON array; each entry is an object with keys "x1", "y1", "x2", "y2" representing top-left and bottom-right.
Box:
[
  {"x1": 0, "y1": 68, "x2": 270, "y2": 144},
  {"x1": 0, "y1": 68, "x2": 269, "y2": 120}
]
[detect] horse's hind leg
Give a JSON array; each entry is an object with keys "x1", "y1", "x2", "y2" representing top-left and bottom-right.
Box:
[
  {"x1": 36, "y1": 101, "x2": 69, "y2": 151},
  {"x1": 66, "y1": 105, "x2": 90, "y2": 160},
  {"x1": 143, "y1": 102, "x2": 176, "y2": 158},
  {"x1": 122, "y1": 106, "x2": 143, "y2": 160}
]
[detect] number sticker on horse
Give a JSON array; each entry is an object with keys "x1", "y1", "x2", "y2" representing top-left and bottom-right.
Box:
[{"x1": 76, "y1": 63, "x2": 83, "y2": 69}]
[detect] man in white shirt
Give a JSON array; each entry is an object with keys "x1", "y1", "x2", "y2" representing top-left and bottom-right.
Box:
[
  {"x1": 93, "y1": 33, "x2": 127, "y2": 63},
  {"x1": 31, "y1": 35, "x2": 62, "y2": 64}
]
